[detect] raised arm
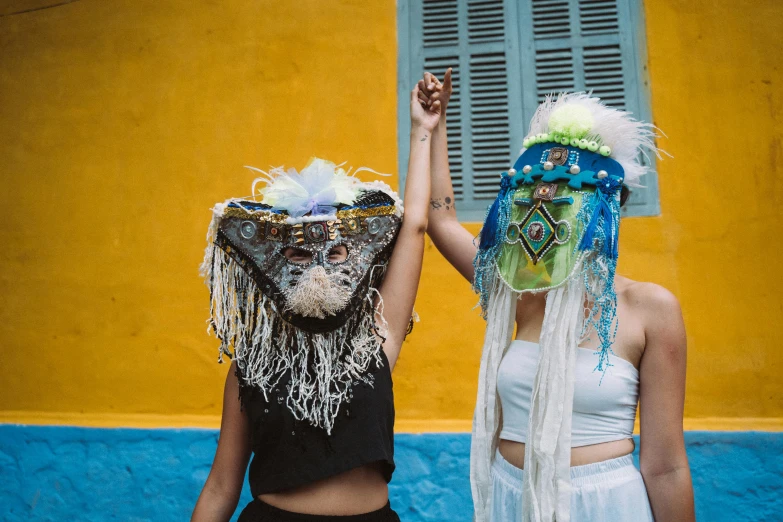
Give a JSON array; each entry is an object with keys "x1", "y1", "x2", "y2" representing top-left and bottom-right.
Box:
[
  {"x1": 419, "y1": 69, "x2": 478, "y2": 283},
  {"x1": 377, "y1": 85, "x2": 440, "y2": 367},
  {"x1": 192, "y1": 361, "x2": 252, "y2": 522},
  {"x1": 637, "y1": 285, "x2": 695, "y2": 522}
]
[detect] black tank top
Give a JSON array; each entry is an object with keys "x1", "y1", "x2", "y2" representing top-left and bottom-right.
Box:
[{"x1": 237, "y1": 350, "x2": 395, "y2": 496}]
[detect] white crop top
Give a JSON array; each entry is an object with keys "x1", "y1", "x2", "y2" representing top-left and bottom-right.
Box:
[{"x1": 497, "y1": 340, "x2": 639, "y2": 447}]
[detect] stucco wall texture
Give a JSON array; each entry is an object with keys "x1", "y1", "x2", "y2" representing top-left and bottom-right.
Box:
[
  {"x1": 2, "y1": 426, "x2": 781, "y2": 521},
  {"x1": 1, "y1": 0, "x2": 782, "y2": 520},
  {"x1": 1, "y1": 0, "x2": 782, "y2": 430}
]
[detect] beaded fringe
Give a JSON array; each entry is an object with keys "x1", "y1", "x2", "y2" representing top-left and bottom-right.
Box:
[{"x1": 576, "y1": 190, "x2": 621, "y2": 375}]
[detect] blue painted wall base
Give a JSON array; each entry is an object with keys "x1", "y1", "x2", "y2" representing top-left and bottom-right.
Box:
[{"x1": 1, "y1": 426, "x2": 781, "y2": 521}]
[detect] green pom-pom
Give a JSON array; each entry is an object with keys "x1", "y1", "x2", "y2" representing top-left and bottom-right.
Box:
[
  {"x1": 599, "y1": 145, "x2": 612, "y2": 157},
  {"x1": 569, "y1": 137, "x2": 580, "y2": 147},
  {"x1": 587, "y1": 141, "x2": 599, "y2": 152},
  {"x1": 552, "y1": 132, "x2": 561, "y2": 142},
  {"x1": 523, "y1": 137, "x2": 531, "y2": 148},
  {"x1": 578, "y1": 139, "x2": 588, "y2": 149},
  {"x1": 548, "y1": 104, "x2": 594, "y2": 139},
  {"x1": 560, "y1": 136, "x2": 570, "y2": 145}
]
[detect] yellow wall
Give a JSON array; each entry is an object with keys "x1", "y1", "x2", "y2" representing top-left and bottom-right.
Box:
[
  {"x1": 0, "y1": 0, "x2": 399, "y2": 423},
  {"x1": 1, "y1": 0, "x2": 781, "y2": 430},
  {"x1": 633, "y1": 0, "x2": 783, "y2": 423}
]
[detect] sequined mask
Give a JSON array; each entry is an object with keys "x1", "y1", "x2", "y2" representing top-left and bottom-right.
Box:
[
  {"x1": 213, "y1": 192, "x2": 401, "y2": 333},
  {"x1": 200, "y1": 158, "x2": 404, "y2": 434}
]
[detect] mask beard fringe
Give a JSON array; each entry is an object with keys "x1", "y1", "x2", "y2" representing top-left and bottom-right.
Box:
[
  {"x1": 285, "y1": 265, "x2": 352, "y2": 319},
  {"x1": 522, "y1": 275, "x2": 584, "y2": 522},
  {"x1": 202, "y1": 245, "x2": 385, "y2": 435},
  {"x1": 470, "y1": 272, "x2": 587, "y2": 522},
  {"x1": 470, "y1": 275, "x2": 517, "y2": 521}
]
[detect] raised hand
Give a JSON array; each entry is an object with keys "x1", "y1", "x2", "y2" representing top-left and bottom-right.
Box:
[
  {"x1": 410, "y1": 84, "x2": 441, "y2": 132},
  {"x1": 417, "y1": 68, "x2": 453, "y2": 116}
]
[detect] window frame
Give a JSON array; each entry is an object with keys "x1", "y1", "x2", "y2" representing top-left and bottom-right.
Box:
[{"x1": 397, "y1": 0, "x2": 659, "y2": 221}]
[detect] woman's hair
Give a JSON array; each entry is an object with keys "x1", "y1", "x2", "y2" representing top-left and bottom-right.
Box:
[{"x1": 620, "y1": 185, "x2": 631, "y2": 207}]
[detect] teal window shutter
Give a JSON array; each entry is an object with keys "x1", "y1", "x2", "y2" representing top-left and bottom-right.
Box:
[
  {"x1": 397, "y1": 0, "x2": 657, "y2": 220},
  {"x1": 515, "y1": 0, "x2": 659, "y2": 216},
  {"x1": 398, "y1": 0, "x2": 525, "y2": 222}
]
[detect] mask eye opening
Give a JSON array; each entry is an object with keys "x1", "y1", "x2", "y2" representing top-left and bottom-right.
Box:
[
  {"x1": 282, "y1": 246, "x2": 314, "y2": 266},
  {"x1": 325, "y1": 243, "x2": 349, "y2": 265}
]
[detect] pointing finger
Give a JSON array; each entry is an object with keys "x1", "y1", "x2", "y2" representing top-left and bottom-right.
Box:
[{"x1": 444, "y1": 67, "x2": 453, "y2": 91}]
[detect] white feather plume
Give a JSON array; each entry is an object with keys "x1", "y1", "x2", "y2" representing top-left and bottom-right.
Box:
[
  {"x1": 520, "y1": 92, "x2": 661, "y2": 187},
  {"x1": 244, "y1": 158, "x2": 402, "y2": 219}
]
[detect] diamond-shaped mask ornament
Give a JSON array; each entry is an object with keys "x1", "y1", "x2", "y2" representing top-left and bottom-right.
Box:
[
  {"x1": 497, "y1": 182, "x2": 587, "y2": 293},
  {"x1": 519, "y1": 207, "x2": 556, "y2": 263}
]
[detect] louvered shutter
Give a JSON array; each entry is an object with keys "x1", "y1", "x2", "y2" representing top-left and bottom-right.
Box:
[
  {"x1": 397, "y1": 0, "x2": 655, "y2": 219},
  {"x1": 516, "y1": 0, "x2": 659, "y2": 216},
  {"x1": 398, "y1": 0, "x2": 526, "y2": 221}
]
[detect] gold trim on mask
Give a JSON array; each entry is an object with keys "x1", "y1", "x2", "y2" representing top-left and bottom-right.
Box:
[
  {"x1": 222, "y1": 204, "x2": 398, "y2": 245},
  {"x1": 223, "y1": 207, "x2": 288, "y2": 224},
  {"x1": 336, "y1": 205, "x2": 397, "y2": 219}
]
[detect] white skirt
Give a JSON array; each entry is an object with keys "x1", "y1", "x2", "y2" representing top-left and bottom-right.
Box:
[{"x1": 490, "y1": 450, "x2": 654, "y2": 522}]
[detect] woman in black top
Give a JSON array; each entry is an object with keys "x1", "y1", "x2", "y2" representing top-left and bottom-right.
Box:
[{"x1": 191, "y1": 85, "x2": 441, "y2": 521}]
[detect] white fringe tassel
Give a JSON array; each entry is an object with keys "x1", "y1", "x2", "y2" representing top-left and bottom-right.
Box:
[
  {"x1": 471, "y1": 276, "x2": 517, "y2": 521},
  {"x1": 202, "y1": 246, "x2": 384, "y2": 435},
  {"x1": 522, "y1": 275, "x2": 585, "y2": 522},
  {"x1": 470, "y1": 273, "x2": 587, "y2": 522}
]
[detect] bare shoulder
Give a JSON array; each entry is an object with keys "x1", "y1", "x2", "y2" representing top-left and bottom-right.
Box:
[
  {"x1": 224, "y1": 360, "x2": 241, "y2": 392},
  {"x1": 618, "y1": 277, "x2": 686, "y2": 359},
  {"x1": 618, "y1": 277, "x2": 681, "y2": 317}
]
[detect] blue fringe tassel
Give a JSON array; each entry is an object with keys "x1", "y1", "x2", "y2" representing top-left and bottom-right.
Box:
[
  {"x1": 473, "y1": 174, "x2": 514, "y2": 316},
  {"x1": 578, "y1": 191, "x2": 617, "y2": 259},
  {"x1": 479, "y1": 191, "x2": 506, "y2": 250},
  {"x1": 574, "y1": 178, "x2": 623, "y2": 381},
  {"x1": 578, "y1": 177, "x2": 622, "y2": 260}
]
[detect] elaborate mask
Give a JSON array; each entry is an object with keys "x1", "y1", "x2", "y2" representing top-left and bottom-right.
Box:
[
  {"x1": 475, "y1": 101, "x2": 632, "y2": 308},
  {"x1": 201, "y1": 158, "x2": 403, "y2": 433},
  {"x1": 214, "y1": 189, "x2": 401, "y2": 333},
  {"x1": 470, "y1": 94, "x2": 658, "y2": 522}
]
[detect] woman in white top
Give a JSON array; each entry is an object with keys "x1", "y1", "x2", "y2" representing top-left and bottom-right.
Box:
[{"x1": 417, "y1": 71, "x2": 694, "y2": 521}]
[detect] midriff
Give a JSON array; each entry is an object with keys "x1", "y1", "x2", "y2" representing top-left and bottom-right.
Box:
[
  {"x1": 259, "y1": 463, "x2": 388, "y2": 515},
  {"x1": 498, "y1": 438, "x2": 635, "y2": 470}
]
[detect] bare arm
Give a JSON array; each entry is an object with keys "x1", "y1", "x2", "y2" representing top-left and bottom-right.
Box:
[
  {"x1": 377, "y1": 85, "x2": 440, "y2": 368},
  {"x1": 192, "y1": 361, "x2": 252, "y2": 522},
  {"x1": 419, "y1": 69, "x2": 477, "y2": 283},
  {"x1": 637, "y1": 285, "x2": 695, "y2": 522}
]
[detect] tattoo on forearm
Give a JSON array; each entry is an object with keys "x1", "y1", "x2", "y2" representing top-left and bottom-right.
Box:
[
  {"x1": 429, "y1": 196, "x2": 455, "y2": 211},
  {"x1": 420, "y1": 134, "x2": 428, "y2": 142}
]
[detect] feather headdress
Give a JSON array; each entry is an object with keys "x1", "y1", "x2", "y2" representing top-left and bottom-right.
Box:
[
  {"x1": 246, "y1": 158, "x2": 401, "y2": 222},
  {"x1": 520, "y1": 92, "x2": 660, "y2": 187}
]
